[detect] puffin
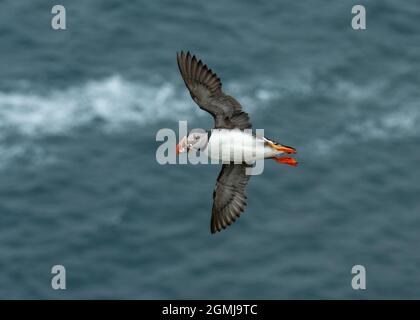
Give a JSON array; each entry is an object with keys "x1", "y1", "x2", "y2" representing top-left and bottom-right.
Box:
[{"x1": 176, "y1": 51, "x2": 298, "y2": 233}]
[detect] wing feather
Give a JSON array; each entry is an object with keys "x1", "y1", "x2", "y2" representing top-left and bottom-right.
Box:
[
  {"x1": 177, "y1": 51, "x2": 252, "y2": 129},
  {"x1": 211, "y1": 164, "x2": 251, "y2": 233}
]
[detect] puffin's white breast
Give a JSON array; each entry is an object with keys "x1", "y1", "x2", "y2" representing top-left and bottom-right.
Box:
[{"x1": 204, "y1": 129, "x2": 277, "y2": 163}]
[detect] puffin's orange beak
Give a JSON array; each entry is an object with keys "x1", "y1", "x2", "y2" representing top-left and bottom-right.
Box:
[
  {"x1": 176, "y1": 136, "x2": 187, "y2": 155},
  {"x1": 176, "y1": 142, "x2": 182, "y2": 155}
]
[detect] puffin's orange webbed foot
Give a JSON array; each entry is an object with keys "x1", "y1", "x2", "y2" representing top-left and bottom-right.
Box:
[
  {"x1": 272, "y1": 156, "x2": 298, "y2": 167},
  {"x1": 268, "y1": 142, "x2": 297, "y2": 154}
]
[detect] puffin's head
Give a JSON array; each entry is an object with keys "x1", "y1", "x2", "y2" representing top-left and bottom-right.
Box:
[{"x1": 176, "y1": 130, "x2": 208, "y2": 154}]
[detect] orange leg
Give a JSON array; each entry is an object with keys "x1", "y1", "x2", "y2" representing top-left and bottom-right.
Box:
[
  {"x1": 272, "y1": 156, "x2": 298, "y2": 167},
  {"x1": 268, "y1": 142, "x2": 297, "y2": 154}
]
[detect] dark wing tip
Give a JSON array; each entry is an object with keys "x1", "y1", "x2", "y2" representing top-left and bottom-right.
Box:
[
  {"x1": 211, "y1": 224, "x2": 217, "y2": 234},
  {"x1": 176, "y1": 50, "x2": 184, "y2": 61},
  {"x1": 210, "y1": 205, "x2": 246, "y2": 234},
  {"x1": 177, "y1": 51, "x2": 252, "y2": 130},
  {"x1": 210, "y1": 164, "x2": 250, "y2": 234},
  {"x1": 176, "y1": 51, "x2": 222, "y2": 94}
]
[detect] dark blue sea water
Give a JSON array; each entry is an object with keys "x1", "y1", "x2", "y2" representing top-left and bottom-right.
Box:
[{"x1": 0, "y1": 0, "x2": 419, "y2": 299}]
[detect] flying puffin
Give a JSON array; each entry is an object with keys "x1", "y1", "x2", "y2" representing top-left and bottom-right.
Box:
[{"x1": 176, "y1": 51, "x2": 298, "y2": 233}]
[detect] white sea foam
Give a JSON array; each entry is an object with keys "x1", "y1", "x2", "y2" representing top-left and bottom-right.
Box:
[
  {"x1": 0, "y1": 75, "x2": 282, "y2": 168},
  {"x1": 0, "y1": 76, "x2": 195, "y2": 136},
  {"x1": 314, "y1": 103, "x2": 420, "y2": 155},
  {"x1": 0, "y1": 75, "x2": 289, "y2": 138},
  {"x1": 0, "y1": 74, "x2": 417, "y2": 166}
]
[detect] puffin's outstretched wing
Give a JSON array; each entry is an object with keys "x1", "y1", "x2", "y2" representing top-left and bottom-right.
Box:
[
  {"x1": 211, "y1": 164, "x2": 251, "y2": 233},
  {"x1": 177, "y1": 51, "x2": 252, "y2": 129}
]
